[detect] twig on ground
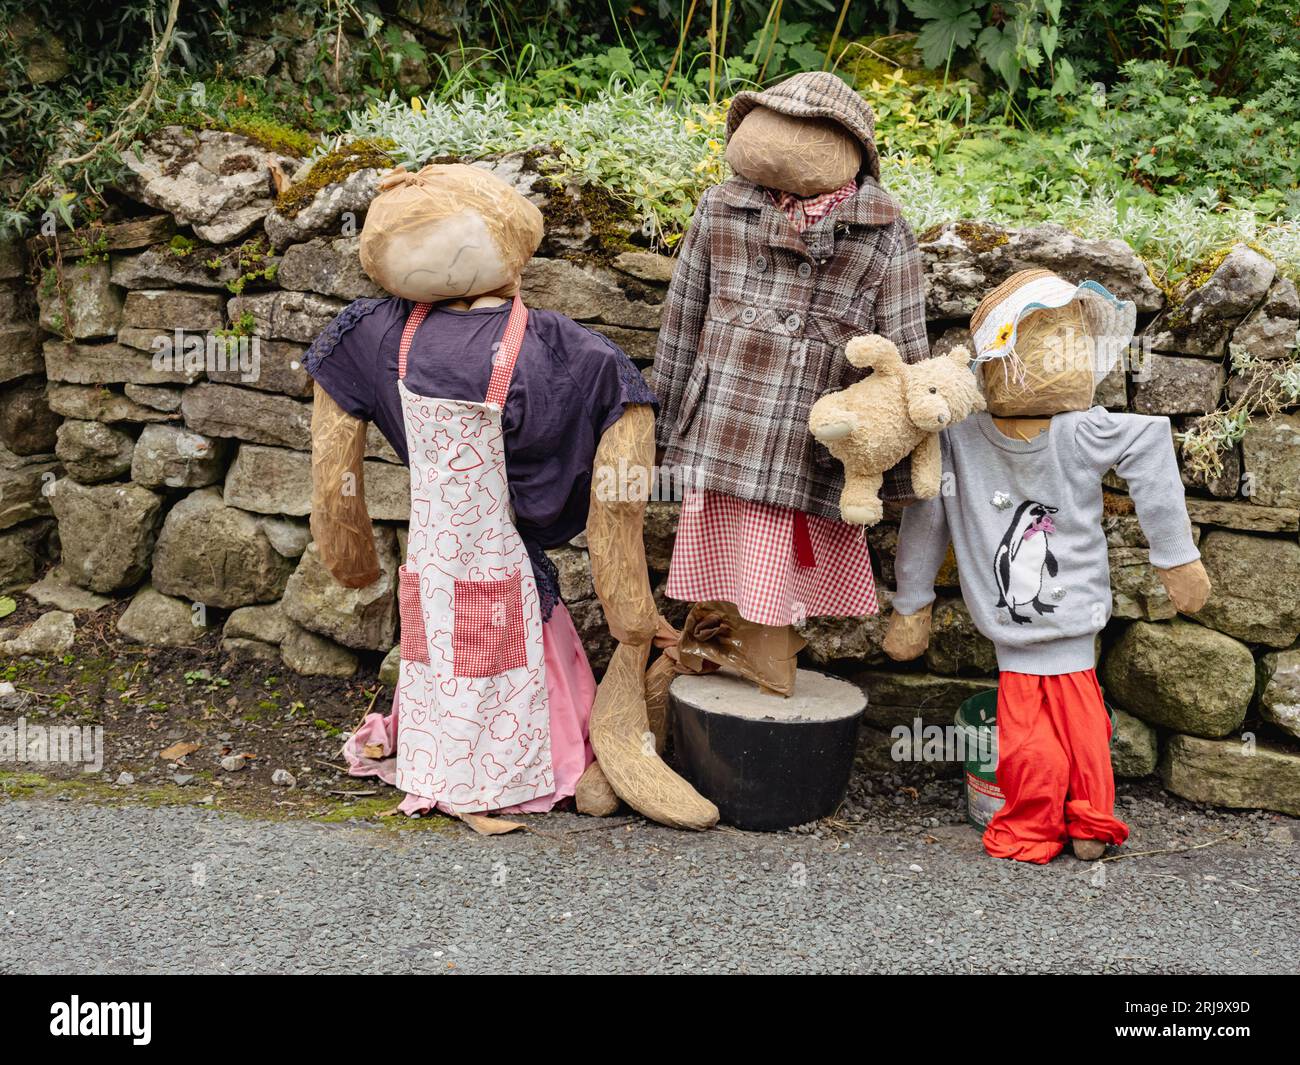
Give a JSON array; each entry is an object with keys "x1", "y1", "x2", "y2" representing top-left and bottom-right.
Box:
[
  {"x1": 352, "y1": 687, "x2": 381, "y2": 733},
  {"x1": 563, "y1": 818, "x2": 638, "y2": 835},
  {"x1": 1101, "y1": 829, "x2": 1245, "y2": 863}
]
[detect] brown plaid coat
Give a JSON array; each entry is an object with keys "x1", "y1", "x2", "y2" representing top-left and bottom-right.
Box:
[{"x1": 652, "y1": 173, "x2": 930, "y2": 519}]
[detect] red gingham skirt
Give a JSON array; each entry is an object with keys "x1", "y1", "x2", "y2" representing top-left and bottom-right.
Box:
[{"x1": 665, "y1": 490, "x2": 879, "y2": 626}]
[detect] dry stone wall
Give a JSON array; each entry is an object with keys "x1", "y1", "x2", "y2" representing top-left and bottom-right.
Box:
[{"x1": 2, "y1": 126, "x2": 1299, "y2": 816}]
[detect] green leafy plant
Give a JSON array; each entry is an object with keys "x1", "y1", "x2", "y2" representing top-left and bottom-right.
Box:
[
  {"x1": 904, "y1": 1, "x2": 981, "y2": 73},
  {"x1": 342, "y1": 82, "x2": 728, "y2": 246},
  {"x1": 1180, "y1": 339, "x2": 1300, "y2": 483}
]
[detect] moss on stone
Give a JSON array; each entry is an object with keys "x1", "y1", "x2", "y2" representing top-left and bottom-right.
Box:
[
  {"x1": 919, "y1": 219, "x2": 1008, "y2": 253},
  {"x1": 154, "y1": 101, "x2": 319, "y2": 160},
  {"x1": 538, "y1": 174, "x2": 639, "y2": 262},
  {"x1": 1102, "y1": 492, "x2": 1136, "y2": 516},
  {"x1": 314, "y1": 794, "x2": 453, "y2": 831},
  {"x1": 274, "y1": 137, "x2": 398, "y2": 220},
  {"x1": 1174, "y1": 245, "x2": 1236, "y2": 304},
  {"x1": 1165, "y1": 240, "x2": 1275, "y2": 309},
  {"x1": 220, "y1": 116, "x2": 318, "y2": 158},
  {"x1": 0, "y1": 769, "x2": 458, "y2": 831},
  {"x1": 0, "y1": 771, "x2": 51, "y2": 799}
]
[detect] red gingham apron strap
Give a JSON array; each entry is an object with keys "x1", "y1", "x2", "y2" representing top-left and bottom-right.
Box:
[
  {"x1": 397, "y1": 302, "x2": 433, "y2": 380},
  {"x1": 484, "y1": 295, "x2": 528, "y2": 408}
]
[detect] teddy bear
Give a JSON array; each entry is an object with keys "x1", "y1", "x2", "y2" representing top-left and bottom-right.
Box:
[{"x1": 808, "y1": 334, "x2": 985, "y2": 526}]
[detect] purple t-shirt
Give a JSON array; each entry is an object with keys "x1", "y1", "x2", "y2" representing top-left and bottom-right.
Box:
[{"x1": 304, "y1": 296, "x2": 657, "y2": 556}]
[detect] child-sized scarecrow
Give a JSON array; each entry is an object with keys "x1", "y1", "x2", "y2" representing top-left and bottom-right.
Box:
[
  {"x1": 653, "y1": 71, "x2": 932, "y2": 694},
  {"x1": 884, "y1": 270, "x2": 1212, "y2": 862},
  {"x1": 305, "y1": 164, "x2": 718, "y2": 832}
]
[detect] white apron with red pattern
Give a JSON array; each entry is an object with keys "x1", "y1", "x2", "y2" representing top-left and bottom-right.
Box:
[{"x1": 393, "y1": 296, "x2": 553, "y2": 813}]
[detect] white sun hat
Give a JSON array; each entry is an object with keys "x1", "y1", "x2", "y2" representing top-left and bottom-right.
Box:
[{"x1": 969, "y1": 268, "x2": 1137, "y2": 384}]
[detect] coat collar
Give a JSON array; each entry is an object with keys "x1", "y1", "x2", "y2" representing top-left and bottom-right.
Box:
[{"x1": 717, "y1": 175, "x2": 901, "y2": 227}]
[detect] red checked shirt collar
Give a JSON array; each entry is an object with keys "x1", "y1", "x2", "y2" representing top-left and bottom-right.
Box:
[{"x1": 768, "y1": 180, "x2": 859, "y2": 234}]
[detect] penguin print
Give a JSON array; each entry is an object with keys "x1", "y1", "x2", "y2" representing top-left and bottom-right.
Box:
[{"x1": 994, "y1": 500, "x2": 1060, "y2": 624}]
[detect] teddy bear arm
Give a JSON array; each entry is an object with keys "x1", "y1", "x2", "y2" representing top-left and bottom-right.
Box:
[
  {"x1": 910, "y1": 430, "x2": 943, "y2": 499},
  {"x1": 839, "y1": 468, "x2": 885, "y2": 526}
]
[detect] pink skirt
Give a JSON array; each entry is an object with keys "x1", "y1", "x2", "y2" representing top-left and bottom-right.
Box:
[
  {"x1": 342, "y1": 600, "x2": 595, "y2": 816},
  {"x1": 665, "y1": 490, "x2": 879, "y2": 626}
]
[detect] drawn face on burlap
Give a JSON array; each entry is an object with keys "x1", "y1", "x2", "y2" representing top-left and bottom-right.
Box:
[{"x1": 360, "y1": 163, "x2": 544, "y2": 303}]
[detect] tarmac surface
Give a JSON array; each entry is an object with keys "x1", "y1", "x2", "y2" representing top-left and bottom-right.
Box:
[{"x1": 1, "y1": 789, "x2": 1296, "y2": 974}]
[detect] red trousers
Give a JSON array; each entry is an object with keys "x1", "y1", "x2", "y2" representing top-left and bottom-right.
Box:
[{"x1": 983, "y1": 669, "x2": 1129, "y2": 864}]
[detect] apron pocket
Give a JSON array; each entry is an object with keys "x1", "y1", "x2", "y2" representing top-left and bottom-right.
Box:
[
  {"x1": 452, "y1": 569, "x2": 528, "y2": 677},
  {"x1": 398, "y1": 566, "x2": 431, "y2": 664}
]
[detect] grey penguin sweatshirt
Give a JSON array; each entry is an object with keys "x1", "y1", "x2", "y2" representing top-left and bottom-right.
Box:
[{"x1": 893, "y1": 408, "x2": 1200, "y2": 675}]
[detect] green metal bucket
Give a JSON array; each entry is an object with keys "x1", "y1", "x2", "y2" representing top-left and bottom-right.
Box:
[
  {"x1": 954, "y1": 691, "x2": 1001, "y2": 830},
  {"x1": 954, "y1": 689, "x2": 1118, "y2": 831}
]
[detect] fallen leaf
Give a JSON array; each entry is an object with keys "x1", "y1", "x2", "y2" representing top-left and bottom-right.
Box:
[
  {"x1": 160, "y1": 741, "x2": 200, "y2": 761},
  {"x1": 268, "y1": 160, "x2": 287, "y2": 196},
  {"x1": 362, "y1": 743, "x2": 385, "y2": 759},
  {"x1": 459, "y1": 812, "x2": 524, "y2": 836}
]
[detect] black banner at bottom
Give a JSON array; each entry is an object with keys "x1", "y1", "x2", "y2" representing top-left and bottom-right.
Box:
[{"x1": 0, "y1": 974, "x2": 1291, "y2": 1049}]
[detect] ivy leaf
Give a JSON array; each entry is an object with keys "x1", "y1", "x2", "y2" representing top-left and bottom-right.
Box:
[
  {"x1": 1172, "y1": 0, "x2": 1231, "y2": 48},
  {"x1": 1040, "y1": 24, "x2": 1059, "y2": 60},
  {"x1": 53, "y1": 195, "x2": 74, "y2": 230}
]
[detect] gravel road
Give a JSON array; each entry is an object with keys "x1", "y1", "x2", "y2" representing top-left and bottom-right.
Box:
[{"x1": 1, "y1": 791, "x2": 1296, "y2": 974}]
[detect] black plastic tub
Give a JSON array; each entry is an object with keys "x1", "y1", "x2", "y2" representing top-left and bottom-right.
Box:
[{"x1": 669, "y1": 669, "x2": 866, "y2": 832}]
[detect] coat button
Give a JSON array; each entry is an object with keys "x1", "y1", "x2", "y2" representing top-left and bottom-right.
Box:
[
  {"x1": 742, "y1": 307, "x2": 758, "y2": 324},
  {"x1": 797, "y1": 262, "x2": 812, "y2": 279},
  {"x1": 754, "y1": 255, "x2": 767, "y2": 272},
  {"x1": 785, "y1": 313, "x2": 802, "y2": 332}
]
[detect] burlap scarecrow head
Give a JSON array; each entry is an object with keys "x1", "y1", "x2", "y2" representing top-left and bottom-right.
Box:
[
  {"x1": 359, "y1": 163, "x2": 544, "y2": 303},
  {"x1": 970, "y1": 269, "x2": 1137, "y2": 417},
  {"x1": 724, "y1": 71, "x2": 878, "y2": 197}
]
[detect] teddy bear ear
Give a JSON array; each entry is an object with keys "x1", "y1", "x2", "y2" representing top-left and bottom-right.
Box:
[
  {"x1": 846, "y1": 334, "x2": 903, "y2": 373},
  {"x1": 947, "y1": 344, "x2": 973, "y2": 367}
]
